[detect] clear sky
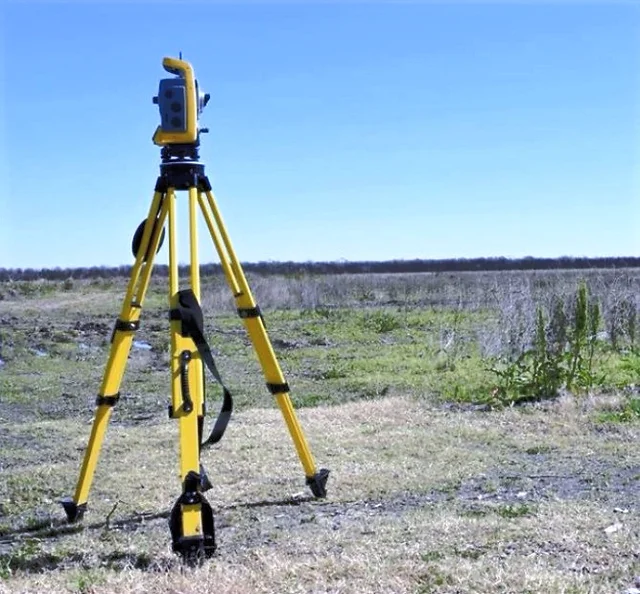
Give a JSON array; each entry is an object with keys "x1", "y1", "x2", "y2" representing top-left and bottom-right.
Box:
[{"x1": 1, "y1": 1, "x2": 639, "y2": 269}]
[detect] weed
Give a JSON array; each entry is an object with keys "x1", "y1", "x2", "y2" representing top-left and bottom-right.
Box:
[
  {"x1": 487, "y1": 282, "x2": 606, "y2": 406},
  {"x1": 436, "y1": 303, "x2": 465, "y2": 371},
  {"x1": 70, "y1": 570, "x2": 106, "y2": 593},
  {"x1": 359, "y1": 310, "x2": 402, "y2": 333},
  {"x1": 316, "y1": 366, "x2": 348, "y2": 380},
  {"x1": 417, "y1": 566, "x2": 454, "y2": 592},
  {"x1": 312, "y1": 306, "x2": 334, "y2": 319},
  {"x1": 496, "y1": 503, "x2": 535, "y2": 518}
]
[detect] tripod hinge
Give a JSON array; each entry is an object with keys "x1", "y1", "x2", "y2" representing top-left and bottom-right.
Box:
[
  {"x1": 110, "y1": 319, "x2": 140, "y2": 343},
  {"x1": 155, "y1": 177, "x2": 169, "y2": 193},
  {"x1": 266, "y1": 382, "x2": 290, "y2": 395},
  {"x1": 96, "y1": 393, "x2": 120, "y2": 407},
  {"x1": 198, "y1": 176, "x2": 212, "y2": 192}
]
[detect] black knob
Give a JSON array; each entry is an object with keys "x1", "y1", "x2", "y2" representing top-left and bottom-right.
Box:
[{"x1": 152, "y1": 96, "x2": 158, "y2": 104}]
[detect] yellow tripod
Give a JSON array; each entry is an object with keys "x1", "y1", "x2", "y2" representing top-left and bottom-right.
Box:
[{"x1": 60, "y1": 57, "x2": 329, "y2": 564}]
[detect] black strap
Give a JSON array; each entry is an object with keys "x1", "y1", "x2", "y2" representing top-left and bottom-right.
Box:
[{"x1": 170, "y1": 289, "x2": 233, "y2": 449}]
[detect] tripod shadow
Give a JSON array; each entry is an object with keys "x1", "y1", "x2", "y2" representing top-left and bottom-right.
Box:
[
  {"x1": 223, "y1": 494, "x2": 315, "y2": 511},
  {"x1": 0, "y1": 494, "x2": 317, "y2": 575}
]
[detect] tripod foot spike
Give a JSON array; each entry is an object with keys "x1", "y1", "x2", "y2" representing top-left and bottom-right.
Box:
[
  {"x1": 60, "y1": 497, "x2": 87, "y2": 523},
  {"x1": 169, "y1": 494, "x2": 216, "y2": 563},
  {"x1": 306, "y1": 468, "x2": 330, "y2": 498}
]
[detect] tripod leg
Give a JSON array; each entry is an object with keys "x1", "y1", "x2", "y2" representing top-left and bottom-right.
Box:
[
  {"x1": 187, "y1": 186, "x2": 205, "y2": 424},
  {"x1": 197, "y1": 183, "x2": 329, "y2": 498},
  {"x1": 167, "y1": 186, "x2": 215, "y2": 562},
  {"x1": 61, "y1": 188, "x2": 169, "y2": 522}
]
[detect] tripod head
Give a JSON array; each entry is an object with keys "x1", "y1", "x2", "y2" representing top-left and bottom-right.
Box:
[{"x1": 152, "y1": 56, "x2": 210, "y2": 147}]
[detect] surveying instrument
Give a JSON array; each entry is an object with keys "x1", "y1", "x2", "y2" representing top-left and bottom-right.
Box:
[{"x1": 60, "y1": 56, "x2": 330, "y2": 563}]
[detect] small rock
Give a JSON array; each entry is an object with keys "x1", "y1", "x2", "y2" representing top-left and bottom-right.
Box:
[
  {"x1": 516, "y1": 491, "x2": 528, "y2": 499},
  {"x1": 132, "y1": 340, "x2": 152, "y2": 350},
  {"x1": 622, "y1": 588, "x2": 640, "y2": 594},
  {"x1": 604, "y1": 522, "x2": 623, "y2": 534}
]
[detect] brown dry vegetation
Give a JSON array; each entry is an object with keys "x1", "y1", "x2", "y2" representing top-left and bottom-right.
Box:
[{"x1": 0, "y1": 270, "x2": 639, "y2": 593}]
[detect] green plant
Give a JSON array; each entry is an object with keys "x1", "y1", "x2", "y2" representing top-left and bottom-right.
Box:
[
  {"x1": 565, "y1": 282, "x2": 603, "y2": 393},
  {"x1": 530, "y1": 307, "x2": 565, "y2": 398},
  {"x1": 496, "y1": 503, "x2": 534, "y2": 518},
  {"x1": 487, "y1": 282, "x2": 606, "y2": 407},
  {"x1": 487, "y1": 306, "x2": 564, "y2": 406},
  {"x1": 486, "y1": 352, "x2": 532, "y2": 406},
  {"x1": 0, "y1": 560, "x2": 10, "y2": 580},
  {"x1": 360, "y1": 311, "x2": 401, "y2": 333},
  {"x1": 565, "y1": 281, "x2": 587, "y2": 389}
]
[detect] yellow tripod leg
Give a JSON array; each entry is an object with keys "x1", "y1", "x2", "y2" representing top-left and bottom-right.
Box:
[
  {"x1": 197, "y1": 185, "x2": 329, "y2": 498},
  {"x1": 167, "y1": 186, "x2": 215, "y2": 562},
  {"x1": 61, "y1": 189, "x2": 169, "y2": 522}
]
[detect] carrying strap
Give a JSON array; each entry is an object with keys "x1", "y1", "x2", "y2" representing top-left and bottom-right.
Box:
[{"x1": 170, "y1": 289, "x2": 233, "y2": 449}]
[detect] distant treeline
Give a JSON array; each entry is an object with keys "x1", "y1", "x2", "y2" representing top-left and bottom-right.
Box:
[{"x1": 1, "y1": 256, "x2": 640, "y2": 282}]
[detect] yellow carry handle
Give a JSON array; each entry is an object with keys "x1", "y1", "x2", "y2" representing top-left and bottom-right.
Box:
[{"x1": 152, "y1": 57, "x2": 198, "y2": 146}]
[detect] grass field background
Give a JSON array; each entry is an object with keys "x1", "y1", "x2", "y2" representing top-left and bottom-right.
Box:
[{"x1": 0, "y1": 269, "x2": 638, "y2": 593}]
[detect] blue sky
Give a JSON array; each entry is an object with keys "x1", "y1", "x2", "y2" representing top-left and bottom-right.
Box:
[{"x1": 1, "y1": 1, "x2": 639, "y2": 269}]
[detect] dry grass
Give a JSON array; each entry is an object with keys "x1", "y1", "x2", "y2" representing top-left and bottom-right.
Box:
[{"x1": 1, "y1": 395, "x2": 638, "y2": 594}]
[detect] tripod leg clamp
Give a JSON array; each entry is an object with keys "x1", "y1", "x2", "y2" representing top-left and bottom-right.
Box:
[
  {"x1": 110, "y1": 319, "x2": 140, "y2": 343},
  {"x1": 267, "y1": 382, "x2": 290, "y2": 395},
  {"x1": 96, "y1": 393, "x2": 120, "y2": 407}
]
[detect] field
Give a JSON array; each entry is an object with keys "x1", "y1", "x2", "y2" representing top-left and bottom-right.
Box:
[{"x1": 0, "y1": 269, "x2": 639, "y2": 593}]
